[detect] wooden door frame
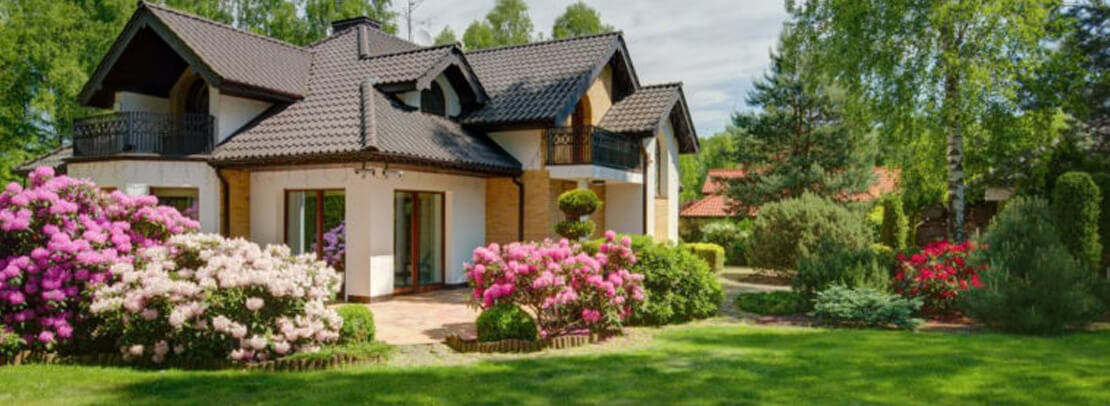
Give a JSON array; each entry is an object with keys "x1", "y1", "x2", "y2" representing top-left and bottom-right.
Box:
[{"x1": 392, "y1": 189, "x2": 447, "y2": 294}]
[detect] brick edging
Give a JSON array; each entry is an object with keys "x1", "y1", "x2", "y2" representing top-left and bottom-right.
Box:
[
  {"x1": 444, "y1": 331, "x2": 618, "y2": 353},
  {"x1": 1, "y1": 350, "x2": 384, "y2": 372}
]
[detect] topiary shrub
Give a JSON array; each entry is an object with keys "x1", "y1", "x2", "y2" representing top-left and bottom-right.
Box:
[
  {"x1": 1052, "y1": 171, "x2": 1102, "y2": 273},
  {"x1": 810, "y1": 285, "x2": 923, "y2": 330},
  {"x1": 684, "y1": 242, "x2": 725, "y2": 272},
  {"x1": 700, "y1": 219, "x2": 752, "y2": 265},
  {"x1": 879, "y1": 194, "x2": 909, "y2": 251},
  {"x1": 476, "y1": 304, "x2": 538, "y2": 342},
  {"x1": 554, "y1": 220, "x2": 595, "y2": 240},
  {"x1": 628, "y1": 236, "x2": 724, "y2": 325},
  {"x1": 963, "y1": 196, "x2": 1105, "y2": 334},
  {"x1": 557, "y1": 189, "x2": 602, "y2": 218},
  {"x1": 748, "y1": 193, "x2": 873, "y2": 270},
  {"x1": 793, "y1": 242, "x2": 891, "y2": 306},
  {"x1": 336, "y1": 305, "x2": 375, "y2": 344},
  {"x1": 735, "y1": 291, "x2": 802, "y2": 315},
  {"x1": 1090, "y1": 172, "x2": 1110, "y2": 274},
  {"x1": 554, "y1": 189, "x2": 602, "y2": 239}
]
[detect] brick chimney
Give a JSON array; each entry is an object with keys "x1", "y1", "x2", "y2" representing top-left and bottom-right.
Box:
[{"x1": 331, "y1": 16, "x2": 382, "y2": 33}]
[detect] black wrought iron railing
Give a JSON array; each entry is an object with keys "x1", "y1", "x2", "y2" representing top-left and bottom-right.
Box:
[
  {"x1": 545, "y1": 126, "x2": 641, "y2": 170},
  {"x1": 72, "y1": 112, "x2": 215, "y2": 157}
]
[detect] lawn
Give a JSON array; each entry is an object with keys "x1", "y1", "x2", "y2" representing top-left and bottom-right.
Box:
[{"x1": 1, "y1": 324, "x2": 1108, "y2": 406}]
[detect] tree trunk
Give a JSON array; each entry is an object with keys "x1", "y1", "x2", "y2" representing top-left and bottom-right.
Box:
[
  {"x1": 948, "y1": 117, "x2": 965, "y2": 242},
  {"x1": 941, "y1": 14, "x2": 967, "y2": 242}
]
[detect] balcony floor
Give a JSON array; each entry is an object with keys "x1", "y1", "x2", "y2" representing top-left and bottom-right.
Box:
[{"x1": 547, "y1": 164, "x2": 642, "y2": 184}]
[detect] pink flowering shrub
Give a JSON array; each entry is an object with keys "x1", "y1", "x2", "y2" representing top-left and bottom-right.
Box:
[
  {"x1": 465, "y1": 230, "x2": 645, "y2": 338},
  {"x1": 893, "y1": 240, "x2": 984, "y2": 317},
  {"x1": 0, "y1": 167, "x2": 198, "y2": 350},
  {"x1": 91, "y1": 234, "x2": 343, "y2": 363}
]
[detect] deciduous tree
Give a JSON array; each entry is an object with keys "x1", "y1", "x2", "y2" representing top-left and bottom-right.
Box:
[{"x1": 552, "y1": 1, "x2": 614, "y2": 39}]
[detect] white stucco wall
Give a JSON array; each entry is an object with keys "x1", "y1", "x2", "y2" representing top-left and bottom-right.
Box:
[
  {"x1": 643, "y1": 119, "x2": 680, "y2": 242},
  {"x1": 488, "y1": 130, "x2": 544, "y2": 170},
  {"x1": 396, "y1": 74, "x2": 462, "y2": 117},
  {"x1": 606, "y1": 183, "x2": 643, "y2": 235},
  {"x1": 249, "y1": 166, "x2": 486, "y2": 298},
  {"x1": 67, "y1": 160, "x2": 221, "y2": 233},
  {"x1": 214, "y1": 92, "x2": 271, "y2": 143},
  {"x1": 114, "y1": 92, "x2": 170, "y2": 113}
]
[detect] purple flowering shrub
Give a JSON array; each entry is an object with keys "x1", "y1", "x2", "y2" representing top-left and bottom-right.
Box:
[
  {"x1": 465, "y1": 230, "x2": 645, "y2": 338},
  {"x1": 316, "y1": 221, "x2": 345, "y2": 271},
  {"x1": 0, "y1": 167, "x2": 199, "y2": 350},
  {"x1": 91, "y1": 234, "x2": 343, "y2": 363}
]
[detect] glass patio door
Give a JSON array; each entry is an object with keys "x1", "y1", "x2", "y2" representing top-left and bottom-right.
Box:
[{"x1": 393, "y1": 191, "x2": 444, "y2": 292}]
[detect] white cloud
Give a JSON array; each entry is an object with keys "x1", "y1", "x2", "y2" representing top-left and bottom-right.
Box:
[{"x1": 401, "y1": 0, "x2": 788, "y2": 137}]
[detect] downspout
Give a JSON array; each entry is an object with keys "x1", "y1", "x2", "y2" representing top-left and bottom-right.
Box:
[
  {"x1": 641, "y1": 148, "x2": 649, "y2": 235},
  {"x1": 512, "y1": 176, "x2": 525, "y2": 241},
  {"x1": 211, "y1": 163, "x2": 230, "y2": 237}
]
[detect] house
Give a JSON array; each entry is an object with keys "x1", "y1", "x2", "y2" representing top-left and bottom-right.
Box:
[
  {"x1": 16, "y1": 2, "x2": 698, "y2": 301},
  {"x1": 680, "y1": 167, "x2": 898, "y2": 219}
]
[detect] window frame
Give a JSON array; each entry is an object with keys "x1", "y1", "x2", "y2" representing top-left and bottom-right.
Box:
[
  {"x1": 282, "y1": 188, "x2": 345, "y2": 260},
  {"x1": 420, "y1": 81, "x2": 447, "y2": 117}
]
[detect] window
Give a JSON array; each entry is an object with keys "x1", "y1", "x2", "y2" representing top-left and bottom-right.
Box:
[
  {"x1": 151, "y1": 187, "x2": 199, "y2": 220},
  {"x1": 420, "y1": 82, "x2": 446, "y2": 116},
  {"x1": 285, "y1": 190, "x2": 346, "y2": 272}
]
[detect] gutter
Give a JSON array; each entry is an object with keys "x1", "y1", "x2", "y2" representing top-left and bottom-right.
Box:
[
  {"x1": 211, "y1": 162, "x2": 230, "y2": 237},
  {"x1": 512, "y1": 176, "x2": 525, "y2": 241}
]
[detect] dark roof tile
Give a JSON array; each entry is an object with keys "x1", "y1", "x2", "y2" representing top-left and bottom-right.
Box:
[{"x1": 599, "y1": 83, "x2": 681, "y2": 133}]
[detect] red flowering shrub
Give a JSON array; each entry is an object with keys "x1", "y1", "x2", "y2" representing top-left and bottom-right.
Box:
[{"x1": 892, "y1": 240, "x2": 984, "y2": 316}]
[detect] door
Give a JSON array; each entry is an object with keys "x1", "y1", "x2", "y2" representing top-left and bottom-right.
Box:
[{"x1": 393, "y1": 191, "x2": 445, "y2": 292}]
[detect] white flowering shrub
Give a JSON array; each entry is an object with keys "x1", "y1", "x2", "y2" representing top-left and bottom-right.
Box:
[{"x1": 91, "y1": 234, "x2": 343, "y2": 363}]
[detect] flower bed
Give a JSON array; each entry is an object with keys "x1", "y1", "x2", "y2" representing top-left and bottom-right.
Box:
[
  {"x1": 0, "y1": 348, "x2": 385, "y2": 372},
  {"x1": 465, "y1": 231, "x2": 644, "y2": 338},
  {"x1": 892, "y1": 240, "x2": 983, "y2": 317}
]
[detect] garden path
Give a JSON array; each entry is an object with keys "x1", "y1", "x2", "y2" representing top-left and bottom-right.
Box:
[{"x1": 364, "y1": 288, "x2": 479, "y2": 345}]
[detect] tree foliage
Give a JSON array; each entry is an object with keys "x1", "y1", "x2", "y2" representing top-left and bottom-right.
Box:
[
  {"x1": 434, "y1": 25, "x2": 458, "y2": 45},
  {"x1": 725, "y1": 29, "x2": 876, "y2": 209},
  {"x1": 790, "y1": 0, "x2": 1060, "y2": 240},
  {"x1": 678, "y1": 128, "x2": 739, "y2": 204},
  {"x1": 463, "y1": 0, "x2": 533, "y2": 50},
  {"x1": 552, "y1": 1, "x2": 614, "y2": 39}
]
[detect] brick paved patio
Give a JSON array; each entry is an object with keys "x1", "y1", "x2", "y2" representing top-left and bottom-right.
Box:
[{"x1": 366, "y1": 288, "x2": 479, "y2": 345}]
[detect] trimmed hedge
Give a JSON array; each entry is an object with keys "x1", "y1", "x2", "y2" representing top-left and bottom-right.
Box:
[
  {"x1": 749, "y1": 193, "x2": 873, "y2": 270},
  {"x1": 336, "y1": 304, "x2": 375, "y2": 344},
  {"x1": 476, "y1": 304, "x2": 538, "y2": 342},
  {"x1": 684, "y1": 242, "x2": 726, "y2": 272},
  {"x1": 1052, "y1": 171, "x2": 1102, "y2": 272},
  {"x1": 557, "y1": 189, "x2": 602, "y2": 218},
  {"x1": 1090, "y1": 172, "x2": 1110, "y2": 272},
  {"x1": 554, "y1": 220, "x2": 596, "y2": 240}
]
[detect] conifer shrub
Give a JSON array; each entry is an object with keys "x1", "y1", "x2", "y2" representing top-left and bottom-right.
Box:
[
  {"x1": 879, "y1": 194, "x2": 908, "y2": 251},
  {"x1": 1052, "y1": 171, "x2": 1102, "y2": 272},
  {"x1": 748, "y1": 193, "x2": 873, "y2": 270}
]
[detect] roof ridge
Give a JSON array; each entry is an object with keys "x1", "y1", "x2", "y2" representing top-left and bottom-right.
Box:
[
  {"x1": 642, "y1": 82, "x2": 682, "y2": 89},
  {"x1": 140, "y1": 1, "x2": 307, "y2": 53},
  {"x1": 465, "y1": 31, "x2": 620, "y2": 54},
  {"x1": 371, "y1": 43, "x2": 456, "y2": 59}
]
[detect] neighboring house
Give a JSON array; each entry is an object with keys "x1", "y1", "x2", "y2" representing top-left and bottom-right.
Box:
[
  {"x1": 680, "y1": 167, "x2": 898, "y2": 219},
  {"x1": 16, "y1": 2, "x2": 698, "y2": 301}
]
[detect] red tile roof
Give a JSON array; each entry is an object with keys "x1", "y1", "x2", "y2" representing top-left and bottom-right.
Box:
[{"x1": 681, "y1": 167, "x2": 899, "y2": 218}]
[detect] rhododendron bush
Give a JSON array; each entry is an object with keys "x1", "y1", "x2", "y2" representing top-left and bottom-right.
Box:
[
  {"x1": 91, "y1": 234, "x2": 343, "y2": 363},
  {"x1": 465, "y1": 231, "x2": 644, "y2": 338},
  {"x1": 0, "y1": 167, "x2": 198, "y2": 350},
  {"x1": 892, "y1": 240, "x2": 984, "y2": 316},
  {"x1": 89, "y1": 232, "x2": 341, "y2": 363}
]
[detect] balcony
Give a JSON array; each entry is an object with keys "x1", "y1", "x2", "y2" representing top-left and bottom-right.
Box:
[
  {"x1": 72, "y1": 112, "x2": 214, "y2": 158},
  {"x1": 545, "y1": 126, "x2": 641, "y2": 171}
]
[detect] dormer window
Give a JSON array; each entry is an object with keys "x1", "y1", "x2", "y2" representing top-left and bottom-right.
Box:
[{"x1": 421, "y1": 82, "x2": 446, "y2": 116}]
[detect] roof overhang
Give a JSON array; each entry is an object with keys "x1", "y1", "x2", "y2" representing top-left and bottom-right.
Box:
[
  {"x1": 376, "y1": 48, "x2": 489, "y2": 111},
  {"x1": 552, "y1": 35, "x2": 641, "y2": 128},
  {"x1": 77, "y1": 6, "x2": 301, "y2": 108}
]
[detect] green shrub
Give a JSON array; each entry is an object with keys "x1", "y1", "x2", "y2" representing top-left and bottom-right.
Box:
[
  {"x1": 810, "y1": 285, "x2": 922, "y2": 330},
  {"x1": 557, "y1": 189, "x2": 602, "y2": 218},
  {"x1": 475, "y1": 304, "x2": 538, "y2": 342},
  {"x1": 1091, "y1": 172, "x2": 1110, "y2": 273},
  {"x1": 870, "y1": 243, "x2": 895, "y2": 265},
  {"x1": 879, "y1": 195, "x2": 909, "y2": 251},
  {"x1": 684, "y1": 242, "x2": 725, "y2": 272},
  {"x1": 735, "y1": 291, "x2": 802, "y2": 315},
  {"x1": 0, "y1": 326, "x2": 25, "y2": 360},
  {"x1": 336, "y1": 304, "x2": 375, "y2": 344},
  {"x1": 700, "y1": 219, "x2": 752, "y2": 265},
  {"x1": 793, "y1": 242, "x2": 891, "y2": 306},
  {"x1": 748, "y1": 193, "x2": 873, "y2": 270},
  {"x1": 554, "y1": 220, "x2": 595, "y2": 240},
  {"x1": 629, "y1": 236, "x2": 724, "y2": 325},
  {"x1": 284, "y1": 341, "x2": 393, "y2": 361},
  {"x1": 963, "y1": 196, "x2": 1105, "y2": 334},
  {"x1": 1052, "y1": 171, "x2": 1102, "y2": 272}
]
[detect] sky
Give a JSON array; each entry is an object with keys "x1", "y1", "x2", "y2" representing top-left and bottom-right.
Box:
[{"x1": 399, "y1": 0, "x2": 790, "y2": 138}]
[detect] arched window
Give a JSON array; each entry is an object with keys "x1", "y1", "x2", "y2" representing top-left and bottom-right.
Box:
[
  {"x1": 420, "y1": 82, "x2": 446, "y2": 116},
  {"x1": 184, "y1": 79, "x2": 209, "y2": 115}
]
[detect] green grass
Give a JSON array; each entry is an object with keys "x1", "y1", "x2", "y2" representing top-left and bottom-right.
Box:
[
  {"x1": 282, "y1": 341, "x2": 394, "y2": 361},
  {"x1": 2, "y1": 325, "x2": 1109, "y2": 405},
  {"x1": 735, "y1": 291, "x2": 803, "y2": 315}
]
